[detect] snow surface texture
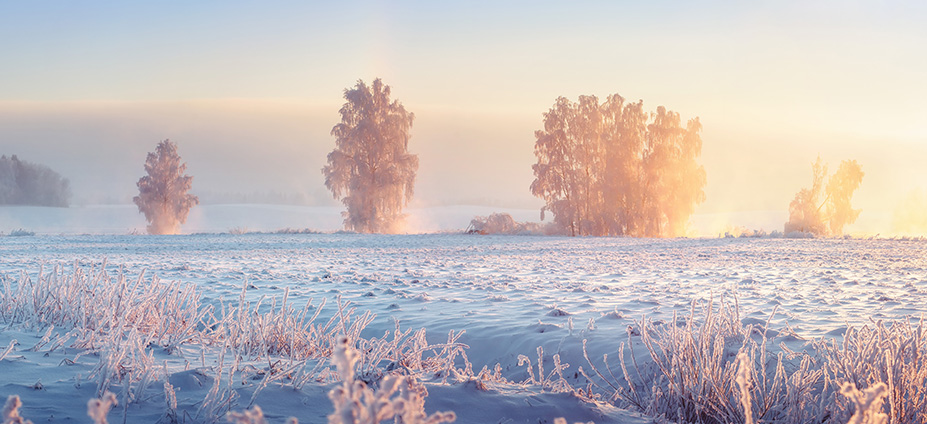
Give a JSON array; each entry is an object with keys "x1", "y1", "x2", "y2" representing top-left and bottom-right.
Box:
[
  {"x1": 0, "y1": 235, "x2": 925, "y2": 423},
  {"x1": 0, "y1": 204, "x2": 795, "y2": 237},
  {"x1": 0, "y1": 205, "x2": 544, "y2": 235}
]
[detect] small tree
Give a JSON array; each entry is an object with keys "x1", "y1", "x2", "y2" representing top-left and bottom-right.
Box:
[
  {"x1": 323, "y1": 78, "x2": 418, "y2": 233},
  {"x1": 784, "y1": 156, "x2": 863, "y2": 236},
  {"x1": 826, "y1": 160, "x2": 864, "y2": 235},
  {"x1": 133, "y1": 140, "x2": 199, "y2": 235}
]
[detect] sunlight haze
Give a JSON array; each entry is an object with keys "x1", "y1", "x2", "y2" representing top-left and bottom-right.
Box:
[{"x1": 1, "y1": 1, "x2": 925, "y2": 235}]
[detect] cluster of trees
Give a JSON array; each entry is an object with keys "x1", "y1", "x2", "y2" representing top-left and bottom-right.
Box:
[
  {"x1": 3, "y1": 77, "x2": 870, "y2": 238},
  {"x1": 784, "y1": 157, "x2": 864, "y2": 236},
  {"x1": 530, "y1": 94, "x2": 706, "y2": 237},
  {"x1": 0, "y1": 144, "x2": 197, "y2": 235},
  {"x1": 129, "y1": 79, "x2": 421, "y2": 236},
  {"x1": 0, "y1": 154, "x2": 71, "y2": 207}
]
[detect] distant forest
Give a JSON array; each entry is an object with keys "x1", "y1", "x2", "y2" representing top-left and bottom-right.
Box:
[{"x1": 0, "y1": 155, "x2": 71, "y2": 207}]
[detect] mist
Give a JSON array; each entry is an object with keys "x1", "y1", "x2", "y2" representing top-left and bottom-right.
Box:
[
  {"x1": 891, "y1": 190, "x2": 927, "y2": 236},
  {"x1": 0, "y1": 100, "x2": 541, "y2": 211},
  {"x1": 0, "y1": 154, "x2": 70, "y2": 207},
  {"x1": 2, "y1": 99, "x2": 926, "y2": 236}
]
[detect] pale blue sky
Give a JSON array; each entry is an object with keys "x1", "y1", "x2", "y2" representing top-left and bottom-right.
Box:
[{"x1": 1, "y1": 1, "x2": 925, "y2": 233}]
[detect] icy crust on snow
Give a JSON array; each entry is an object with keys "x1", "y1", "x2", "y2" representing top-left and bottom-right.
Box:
[
  {"x1": 0, "y1": 235, "x2": 925, "y2": 422},
  {"x1": 2, "y1": 235, "x2": 925, "y2": 362},
  {"x1": 2, "y1": 235, "x2": 923, "y2": 341}
]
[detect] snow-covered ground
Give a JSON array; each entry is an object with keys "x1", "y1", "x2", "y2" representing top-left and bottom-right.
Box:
[
  {"x1": 0, "y1": 204, "x2": 545, "y2": 235},
  {"x1": 0, "y1": 203, "x2": 796, "y2": 236},
  {"x1": 1, "y1": 232, "x2": 925, "y2": 423}
]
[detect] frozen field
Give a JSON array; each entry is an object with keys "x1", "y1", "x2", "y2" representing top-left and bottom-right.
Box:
[{"x1": 1, "y1": 234, "x2": 926, "y2": 423}]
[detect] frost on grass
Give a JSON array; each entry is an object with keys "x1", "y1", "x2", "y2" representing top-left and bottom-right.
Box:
[
  {"x1": 227, "y1": 405, "x2": 298, "y2": 424},
  {"x1": 2, "y1": 395, "x2": 33, "y2": 424},
  {"x1": 735, "y1": 352, "x2": 754, "y2": 424},
  {"x1": 5, "y1": 257, "x2": 927, "y2": 424},
  {"x1": 87, "y1": 392, "x2": 117, "y2": 424},
  {"x1": 0, "y1": 263, "x2": 467, "y2": 423},
  {"x1": 583, "y1": 297, "x2": 927, "y2": 424},
  {"x1": 841, "y1": 382, "x2": 888, "y2": 424},
  {"x1": 328, "y1": 336, "x2": 455, "y2": 424}
]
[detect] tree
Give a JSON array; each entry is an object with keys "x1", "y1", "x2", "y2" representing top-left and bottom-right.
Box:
[
  {"x1": 530, "y1": 93, "x2": 705, "y2": 237},
  {"x1": 531, "y1": 97, "x2": 582, "y2": 236},
  {"x1": 0, "y1": 154, "x2": 71, "y2": 207},
  {"x1": 784, "y1": 157, "x2": 863, "y2": 236},
  {"x1": 825, "y1": 160, "x2": 864, "y2": 235},
  {"x1": 323, "y1": 78, "x2": 418, "y2": 233},
  {"x1": 133, "y1": 140, "x2": 199, "y2": 235},
  {"x1": 643, "y1": 107, "x2": 706, "y2": 237}
]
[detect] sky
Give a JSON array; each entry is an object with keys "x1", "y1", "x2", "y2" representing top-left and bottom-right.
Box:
[{"x1": 1, "y1": 1, "x2": 925, "y2": 235}]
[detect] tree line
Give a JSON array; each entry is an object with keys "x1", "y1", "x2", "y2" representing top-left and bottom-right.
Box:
[
  {"x1": 2, "y1": 77, "x2": 865, "y2": 236},
  {"x1": 0, "y1": 155, "x2": 71, "y2": 207}
]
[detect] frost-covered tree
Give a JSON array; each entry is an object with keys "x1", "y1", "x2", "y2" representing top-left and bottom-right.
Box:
[
  {"x1": 133, "y1": 140, "x2": 199, "y2": 235},
  {"x1": 531, "y1": 93, "x2": 705, "y2": 237},
  {"x1": 784, "y1": 157, "x2": 827, "y2": 235},
  {"x1": 825, "y1": 160, "x2": 864, "y2": 235},
  {"x1": 643, "y1": 107, "x2": 706, "y2": 237},
  {"x1": 784, "y1": 157, "x2": 863, "y2": 236},
  {"x1": 0, "y1": 154, "x2": 71, "y2": 207},
  {"x1": 323, "y1": 78, "x2": 418, "y2": 233},
  {"x1": 531, "y1": 97, "x2": 582, "y2": 236}
]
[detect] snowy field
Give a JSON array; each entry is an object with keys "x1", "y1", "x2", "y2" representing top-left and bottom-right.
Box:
[
  {"x1": 0, "y1": 204, "x2": 548, "y2": 235},
  {"x1": 0, "y1": 204, "x2": 796, "y2": 237},
  {"x1": 1, "y1": 233, "x2": 926, "y2": 423}
]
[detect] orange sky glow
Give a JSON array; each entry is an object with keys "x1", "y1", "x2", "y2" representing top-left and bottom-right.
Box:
[{"x1": 0, "y1": 1, "x2": 925, "y2": 236}]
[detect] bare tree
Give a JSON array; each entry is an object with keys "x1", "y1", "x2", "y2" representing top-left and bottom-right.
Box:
[
  {"x1": 531, "y1": 93, "x2": 705, "y2": 237},
  {"x1": 323, "y1": 78, "x2": 418, "y2": 233},
  {"x1": 0, "y1": 154, "x2": 71, "y2": 207},
  {"x1": 784, "y1": 157, "x2": 863, "y2": 236},
  {"x1": 133, "y1": 140, "x2": 199, "y2": 235}
]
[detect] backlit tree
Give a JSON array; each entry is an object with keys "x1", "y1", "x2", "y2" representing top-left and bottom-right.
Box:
[
  {"x1": 784, "y1": 157, "x2": 863, "y2": 236},
  {"x1": 323, "y1": 78, "x2": 418, "y2": 233},
  {"x1": 531, "y1": 93, "x2": 705, "y2": 237},
  {"x1": 133, "y1": 140, "x2": 199, "y2": 235}
]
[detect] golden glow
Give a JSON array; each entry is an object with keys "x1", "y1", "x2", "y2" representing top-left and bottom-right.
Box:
[{"x1": 0, "y1": 3, "x2": 924, "y2": 235}]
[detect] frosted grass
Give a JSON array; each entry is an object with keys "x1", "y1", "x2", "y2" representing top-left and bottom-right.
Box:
[{"x1": 2, "y1": 235, "x2": 927, "y2": 423}]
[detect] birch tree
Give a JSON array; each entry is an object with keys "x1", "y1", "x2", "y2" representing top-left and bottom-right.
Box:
[
  {"x1": 133, "y1": 140, "x2": 198, "y2": 235},
  {"x1": 530, "y1": 93, "x2": 705, "y2": 237},
  {"x1": 323, "y1": 78, "x2": 418, "y2": 233},
  {"x1": 784, "y1": 157, "x2": 863, "y2": 235},
  {"x1": 531, "y1": 97, "x2": 582, "y2": 236},
  {"x1": 826, "y1": 160, "x2": 864, "y2": 235}
]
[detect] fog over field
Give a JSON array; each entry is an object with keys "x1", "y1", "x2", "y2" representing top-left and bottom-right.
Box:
[
  {"x1": 2, "y1": 101, "x2": 926, "y2": 236},
  {"x1": 1, "y1": 2, "x2": 925, "y2": 235}
]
